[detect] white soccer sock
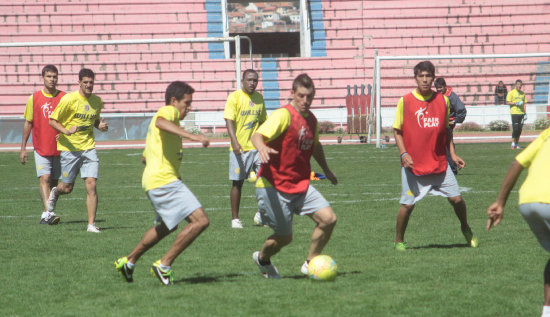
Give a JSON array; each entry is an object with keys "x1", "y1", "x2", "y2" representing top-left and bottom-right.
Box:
[
  {"x1": 542, "y1": 306, "x2": 550, "y2": 317},
  {"x1": 160, "y1": 263, "x2": 171, "y2": 271},
  {"x1": 41, "y1": 211, "x2": 48, "y2": 219},
  {"x1": 126, "y1": 261, "x2": 135, "y2": 269}
]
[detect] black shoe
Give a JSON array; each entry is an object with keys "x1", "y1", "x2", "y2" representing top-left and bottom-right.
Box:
[{"x1": 40, "y1": 214, "x2": 60, "y2": 225}]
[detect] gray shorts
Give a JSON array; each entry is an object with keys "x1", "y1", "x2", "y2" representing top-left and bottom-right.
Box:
[
  {"x1": 520, "y1": 203, "x2": 550, "y2": 253},
  {"x1": 34, "y1": 151, "x2": 61, "y2": 179},
  {"x1": 229, "y1": 150, "x2": 260, "y2": 181},
  {"x1": 400, "y1": 165, "x2": 461, "y2": 205},
  {"x1": 147, "y1": 180, "x2": 202, "y2": 230},
  {"x1": 256, "y1": 185, "x2": 330, "y2": 236},
  {"x1": 60, "y1": 149, "x2": 99, "y2": 183}
]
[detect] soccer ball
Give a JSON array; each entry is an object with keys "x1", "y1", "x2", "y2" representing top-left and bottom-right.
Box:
[{"x1": 308, "y1": 255, "x2": 338, "y2": 281}]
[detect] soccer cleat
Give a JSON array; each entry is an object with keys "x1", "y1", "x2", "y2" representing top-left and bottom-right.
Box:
[
  {"x1": 300, "y1": 261, "x2": 309, "y2": 275},
  {"x1": 43, "y1": 213, "x2": 60, "y2": 225},
  {"x1": 462, "y1": 227, "x2": 479, "y2": 248},
  {"x1": 252, "y1": 251, "x2": 281, "y2": 279},
  {"x1": 46, "y1": 187, "x2": 58, "y2": 213},
  {"x1": 253, "y1": 211, "x2": 263, "y2": 226},
  {"x1": 515, "y1": 145, "x2": 522, "y2": 149},
  {"x1": 114, "y1": 257, "x2": 134, "y2": 282},
  {"x1": 511, "y1": 143, "x2": 516, "y2": 149},
  {"x1": 394, "y1": 242, "x2": 407, "y2": 251},
  {"x1": 231, "y1": 218, "x2": 243, "y2": 229},
  {"x1": 87, "y1": 224, "x2": 101, "y2": 233},
  {"x1": 151, "y1": 260, "x2": 173, "y2": 285}
]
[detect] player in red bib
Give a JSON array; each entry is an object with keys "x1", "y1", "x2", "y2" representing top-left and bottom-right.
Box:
[
  {"x1": 20, "y1": 65, "x2": 66, "y2": 225},
  {"x1": 250, "y1": 74, "x2": 338, "y2": 279},
  {"x1": 393, "y1": 61, "x2": 478, "y2": 251}
]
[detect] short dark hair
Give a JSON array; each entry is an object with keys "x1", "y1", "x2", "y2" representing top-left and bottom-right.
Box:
[
  {"x1": 434, "y1": 78, "x2": 446, "y2": 88},
  {"x1": 292, "y1": 73, "x2": 315, "y2": 92},
  {"x1": 41, "y1": 64, "x2": 58, "y2": 77},
  {"x1": 413, "y1": 61, "x2": 435, "y2": 77},
  {"x1": 78, "y1": 68, "x2": 95, "y2": 81},
  {"x1": 165, "y1": 81, "x2": 195, "y2": 105},
  {"x1": 242, "y1": 69, "x2": 258, "y2": 79},
  {"x1": 515, "y1": 79, "x2": 523, "y2": 84}
]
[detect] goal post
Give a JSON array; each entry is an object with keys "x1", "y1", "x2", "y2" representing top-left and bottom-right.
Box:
[{"x1": 372, "y1": 52, "x2": 550, "y2": 148}]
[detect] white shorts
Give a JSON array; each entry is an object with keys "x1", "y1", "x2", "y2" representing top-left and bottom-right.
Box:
[
  {"x1": 60, "y1": 149, "x2": 99, "y2": 183},
  {"x1": 34, "y1": 151, "x2": 61, "y2": 179},
  {"x1": 147, "y1": 180, "x2": 202, "y2": 230},
  {"x1": 520, "y1": 203, "x2": 550, "y2": 253},
  {"x1": 229, "y1": 150, "x2": 260, "y2": 181},
  {"x1": 255, "y1": 185, "x2": 330, "y2": 236},
  {"x1": 400, "y1": 165, "x2": 461, "y2": 205}
]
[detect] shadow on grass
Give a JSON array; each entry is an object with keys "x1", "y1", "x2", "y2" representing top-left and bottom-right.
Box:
[
  {"x1": 287, "y1": 270, "x2": 362, "y2": 280},
  {"x1": 175, "y1": 273, "x2": 244, "y2": 284},
  {"x1": 408, "y1": 243, "x2": 469, "y2": 249}
]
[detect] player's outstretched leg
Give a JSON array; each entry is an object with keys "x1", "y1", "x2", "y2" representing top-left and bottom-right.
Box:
[
  {"x1": 448, "y1": 196, "x2": 478, "y2": 247},
  {"x1": 301, "y1": 207, "x2": 337, "y2": 274},
  {"x1": 395, "y1": 204, "x2": 415, "y2": 251}
]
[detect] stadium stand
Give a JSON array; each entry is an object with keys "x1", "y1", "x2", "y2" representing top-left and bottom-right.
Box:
[{"x1": 0, "y1": 0, "x2": 549, "y2": 119}]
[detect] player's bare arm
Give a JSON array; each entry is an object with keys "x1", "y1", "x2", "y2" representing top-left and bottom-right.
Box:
[
  {"x1": 49, "y1": 118, "x2": 77, "y2": 135},
  {"x1": 155, "y1": 117, "x2": 209, "y2": 148},
  {"x1": 20, "y1": 120, "x2": 33, "y2": 164},
  {"x1": 393, "y1": 128, "x2": 413, "y2": 168},
  {"x1": 225, "y1": 118, "x2": 242, "y2": 153},
  {"x1": 312, "y1": 143, "x2": 337, "y2": 185},
  {"x1": 251, "y1": 132, "x2": 278, "y2": 164},
  {"x1": 448, "y1": 131, "x2": 465, "y2": 169},
  {"x1": 486, "y1": 160, "x2": 524, "y2": 230}
]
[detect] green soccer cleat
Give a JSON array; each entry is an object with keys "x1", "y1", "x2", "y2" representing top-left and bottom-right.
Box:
[
  {"x1": 114, "y1": 257, "x2": 134, "y2": 282},
  {"x1": 394, "y1": 242, "x2": 407, "y2": 251},
  {"x1": 151, "y1": 260, "x2": 173, "y2": 285},
  {"x1": 462, "y1": 227, "x2": 479, "y2": 248}
]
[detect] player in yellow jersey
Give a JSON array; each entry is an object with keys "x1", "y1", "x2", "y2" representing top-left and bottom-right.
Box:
[
  {"x1": 48, "y1": 68, "x2": 108, "y2": 233},
  {"x1": 487, "y1": 127, "x2": 550, "y2": 316},
  {"x1": 506, "y1": 79, "x2": 526, "y2": 149},
  {"x1": 115, "y1": 81, "x2": 210, "y2": 285},
  {"x1": 224, "y1": 69, "x2": 267, "y2": 228}
]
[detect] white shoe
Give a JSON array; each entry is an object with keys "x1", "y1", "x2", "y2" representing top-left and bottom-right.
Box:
[
  {"x1": 47, "y1": 187, "x2": 58, "y2": 212},
  {"x1": 253, "y1": 211, "x2": 263, "y2": 226},
  {"x1": 231, "y1": 218, "x2": 243, "y2": 229},
  {"x1": 252, "y1": 251, "x2": 281, "y2": 279},
  {"x1": 300, "y1": 261, "x2": 309, "y2": 275},
  {"x1": 87, "y1": 224, "x2": 101, "y2": 233}
]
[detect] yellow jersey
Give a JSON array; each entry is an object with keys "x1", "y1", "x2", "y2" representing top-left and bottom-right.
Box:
[
  {"x1": 515, "y1": 127, "x2": 550, "y2": 205},
  {"x1": 142, "y1": 106, "x2": 183, "y2": 191},
  {"x1": 50, "y1": 91, "x2": 103, "y2": 151},
  {"x1": 223, "y1": 89, "x2": 267, "y2": 151},
  {"x1": 506, "y1": 89, "x2": 525, "y2": 115}
]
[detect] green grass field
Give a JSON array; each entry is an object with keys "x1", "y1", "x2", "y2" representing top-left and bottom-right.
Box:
[{"x1": 0, "y1": 142, "x2": 545, "y2": 316}]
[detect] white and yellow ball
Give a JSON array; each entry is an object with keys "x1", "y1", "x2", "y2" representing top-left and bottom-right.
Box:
[{"x1": 308, "y1": 255, "x2": 338, "y2": 281}]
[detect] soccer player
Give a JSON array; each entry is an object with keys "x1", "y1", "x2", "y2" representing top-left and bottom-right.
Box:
[
  {"x1": 434, "y1": 77, "x2": 467, "y2": 175},
  {"x1": 224, "y1": 69, "x2": 267, "y2": 228},
  {"x1": 20, "y1": 64, "x2": 65, "y2": 225},
  {"x1": 486, "y1": 127, "x2": 550, "y2": 317},
  {"x1": 47, "y1": 68, "x2": 108, "y2": 233},
  {"x1": 507, "y1": 79, "x2": 526, "y2": 149},
  {"x1": 393, "y1": 61, "x2": 478, "y2": 251},
  {"x1": 250, "y1": 73, "x2": 338, "y2": 279},
  {"x1": 114, "y1": 81, "x2": 210, "y2": 285}
]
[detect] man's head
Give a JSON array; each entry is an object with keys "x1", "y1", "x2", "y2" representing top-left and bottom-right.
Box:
[
  {"x1": 41, "y1": 64, "x2": 59, "y2": 92},
  {"x1": 291, "y1": 73, "x2": 315, "y2": 114},
  {"x1": 514, "y1": 79, "x2": 523, "y2": 91},
  {"x1": 242, "y1": 69, "x2": 259, "y2": 95},
  {"x1": 498, "y1": 80, "x2": 505, "y2": 87},
  {"x1": 78, "y1": 68, "x2": 95, "y2": 98},
  {"x1": 413, "y1": 61, "x2": 435, "y2": 96},
  {"x1": 165, "y1": 81, "x2": 195, "y2": 120},
  {"x1": 434, "y1": 77, "x2": 447, "y2": 94}
]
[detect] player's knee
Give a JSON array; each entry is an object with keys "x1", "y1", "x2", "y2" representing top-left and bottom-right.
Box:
[{"x1": 448, "y1": 195, "x2": 464, "y2": 206}]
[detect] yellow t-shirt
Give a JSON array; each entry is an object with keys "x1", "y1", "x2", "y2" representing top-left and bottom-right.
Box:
[
  {"x1": 393, "y1": 90, "x2": 449, "y2": 130},
  {"x1": 49, "y1": 91, "x2": 103, "y2": 151},
  {"x1": 23, "y1": 90, "x2": 60, "y2": 121},
  {"x1": 515, "y1": 127, "x2": 550, "y2": 205},
  {"x1": 142, "y1": 106, "x2": 183, "y2": 191},
  {"x1": 223, "y1": 89, "x2": 267, "y2": 151},
  {"x1": 506, "y1": 89, "x2": 526, "y2": 115},
  {"x1": 254, "y1": 106, "x2": 319, "y2": 188}
]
